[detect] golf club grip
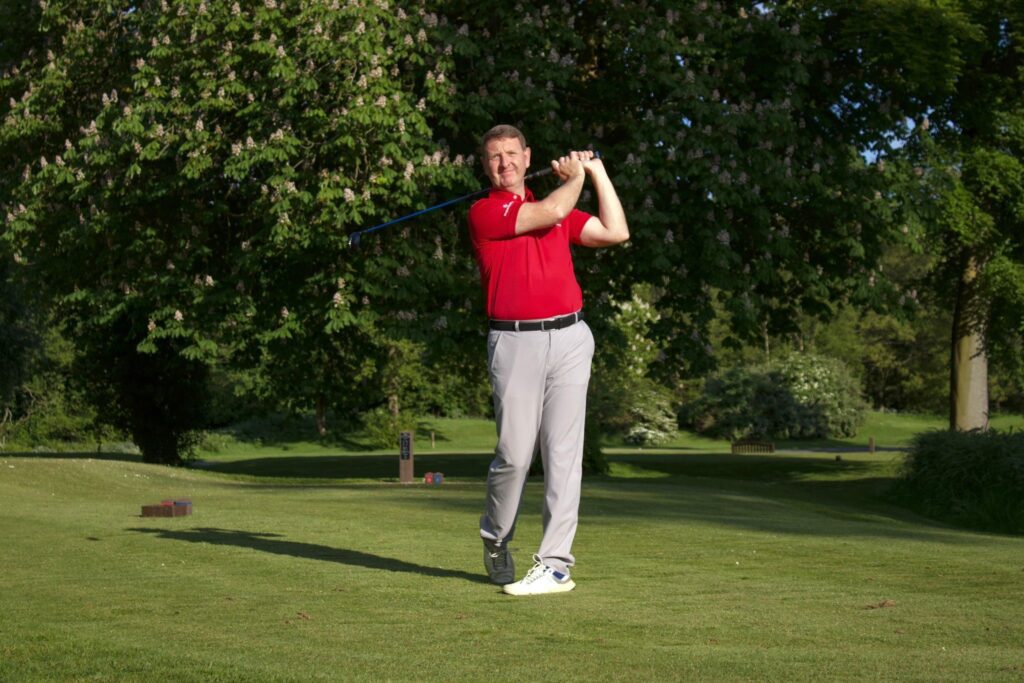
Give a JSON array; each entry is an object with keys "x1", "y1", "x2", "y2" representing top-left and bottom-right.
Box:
[{"x1": 526, "y1": 150, "x2": 602, "y2": 181}]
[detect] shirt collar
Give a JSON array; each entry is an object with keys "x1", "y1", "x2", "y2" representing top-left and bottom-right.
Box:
[{"x1": 488, "y1": 186, "x2": 534, "y2": 202}]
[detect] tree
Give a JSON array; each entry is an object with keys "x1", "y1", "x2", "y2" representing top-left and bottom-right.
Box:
[
  {"x1": 6, "y1": 0, "x2": 1007, "y2": 463},
  {"x1": 429, "y1": 1, "x2": 970, "y2": 382},
  {"x1": 1, "y1": 0, "x2": 468, "y2": 462},
  {"x1": 895, "y1": 0, "x2": 1024, "y2": 430}
]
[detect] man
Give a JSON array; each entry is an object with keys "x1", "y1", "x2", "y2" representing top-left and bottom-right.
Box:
[{"x1": 467, "y1": 124, "x2": 629, "y2": 596}]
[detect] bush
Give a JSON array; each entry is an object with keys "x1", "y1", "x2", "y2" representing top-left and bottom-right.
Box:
[
  {"x1": 685, "y1": 353, "x2": 867, "y2": 440},
  {"x1": 575, "y1": 283, "x2": 675, "y2": 466},
  {"x1": 0, "y1": 319, "x2": 115, "y2": 450},
  {"x1": 624, "y1": 425, "x2": 669, "y2": 447},
  {"x1": 590, "y1": 368, "x2": 677, "y2": 447},
  {"x1": 894, "y1": 429, "x2": 1024, "y2": 534},
  {"x1": 773, "y1": 353, "x2": 867, "y2": 438},
  {"x1": 359, "y1": 407, "x2": 420, "y2": 450}
]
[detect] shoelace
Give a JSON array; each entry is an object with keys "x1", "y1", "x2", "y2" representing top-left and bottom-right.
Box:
[{"x1": 519, "y1": 555, "x2": 550, "y2": 585}]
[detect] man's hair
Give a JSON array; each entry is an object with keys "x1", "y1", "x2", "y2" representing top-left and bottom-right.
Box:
[{"x1": 479, "y1": 124, "x2": 527, "y2": 156}]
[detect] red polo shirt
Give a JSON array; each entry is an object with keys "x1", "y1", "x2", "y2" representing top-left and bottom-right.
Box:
[{"x1": 468, "y1": 187, "x2": 591, "y2": 320}]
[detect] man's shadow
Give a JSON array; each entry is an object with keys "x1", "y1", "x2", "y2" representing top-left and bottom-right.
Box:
[{"x1": 127, "y1": 527, "x2": 488, "y2": 584}]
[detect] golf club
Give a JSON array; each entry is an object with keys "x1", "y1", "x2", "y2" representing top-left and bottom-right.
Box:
[{"x1": 347, "y1": 151, "x2": 601, "y2": 248}]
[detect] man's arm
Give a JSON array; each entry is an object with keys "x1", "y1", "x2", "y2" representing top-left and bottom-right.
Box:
[
  {"x1": 578, "y1": 157, "x2": 629, "y2": 247},
  {"x1": 514, "y1": 155, "x2": 586, "y2": 235}
]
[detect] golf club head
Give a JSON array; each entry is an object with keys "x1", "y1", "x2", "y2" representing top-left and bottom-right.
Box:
[{"x1": 348, "y1": 231, "x2": 361, "y2": 249}]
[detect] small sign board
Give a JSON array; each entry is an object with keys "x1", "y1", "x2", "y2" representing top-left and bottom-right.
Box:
[{"x1": 399, "y1": 431, "x2": 414, "y2": 484}]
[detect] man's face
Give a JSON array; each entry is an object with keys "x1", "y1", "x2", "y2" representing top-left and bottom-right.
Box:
[{"x1": 483, "y1": 136, "x2": 531, "y2": 192}]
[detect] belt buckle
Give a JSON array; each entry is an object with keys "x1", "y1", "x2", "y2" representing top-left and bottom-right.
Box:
[{"x1": 540, "y1": 319, "x2": 549, "y2": 331}]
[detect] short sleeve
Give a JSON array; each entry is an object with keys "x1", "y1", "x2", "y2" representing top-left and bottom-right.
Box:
[
  {"x1": 468, "y1": 197, "x2": 521, "y2": 243},
  {"x1": 566, "y1": 209, "x2": 593, "y2": 246}
]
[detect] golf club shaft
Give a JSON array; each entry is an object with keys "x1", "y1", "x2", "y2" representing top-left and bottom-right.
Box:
[
  {"x1": 348, "y1": 151, "x2": 601, "y2": 247},
  {"x1": 350, "y1": 166, "x2": 552, "y2": 244}
]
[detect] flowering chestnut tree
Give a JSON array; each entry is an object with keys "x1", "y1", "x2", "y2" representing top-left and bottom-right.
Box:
[
  {"x1": 432, "y1": 0, "x2": 956, "y2": 384},
  {"x1": 1, "y1": 0, "x2": 469, "y2": 462}
]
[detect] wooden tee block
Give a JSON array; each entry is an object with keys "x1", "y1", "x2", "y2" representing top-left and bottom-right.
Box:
[{"x1": 141, "y1": 500, "x2": 193, "y2": 517}]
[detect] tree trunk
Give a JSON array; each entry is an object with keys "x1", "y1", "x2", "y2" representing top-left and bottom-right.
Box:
[
  {"x1": 315, "y1": 393, "x2": 327, "y2": 437},
  {"x1": 949, "y1": 253, "x2": 989, "y2": 431}
]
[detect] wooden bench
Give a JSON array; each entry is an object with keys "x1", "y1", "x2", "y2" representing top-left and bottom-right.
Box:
[{"x1": 730, "y1": 439, "x2": 775, "y2": 454}]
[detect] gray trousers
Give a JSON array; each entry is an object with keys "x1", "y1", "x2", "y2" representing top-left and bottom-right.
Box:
[{"x1": 479, "y1": 320, "x2": 594, "y2": 574}]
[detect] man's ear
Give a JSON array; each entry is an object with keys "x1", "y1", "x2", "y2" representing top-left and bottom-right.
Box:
[{"x1": 524, "y1": 146, "x2": 532, "y2": 170}]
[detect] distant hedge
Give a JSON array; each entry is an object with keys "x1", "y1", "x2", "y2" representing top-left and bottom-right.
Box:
[{"x1": 895, "y1": 430, "x2": 1024, "y2": 534}]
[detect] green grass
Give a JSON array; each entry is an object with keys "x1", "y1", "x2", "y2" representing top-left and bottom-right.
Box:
[{"x1": 3, "y1": 429, "x2": 1024, "y2": 680}]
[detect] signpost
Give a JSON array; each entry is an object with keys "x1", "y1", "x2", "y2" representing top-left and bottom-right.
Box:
[{"x1": 399, "y1": 431, "x2": 414, "y2": 484}]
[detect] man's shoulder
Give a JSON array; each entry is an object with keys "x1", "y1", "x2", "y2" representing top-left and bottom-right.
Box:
[{"x1": 469, "y1": 192, "x2": 520, "y2": 224}]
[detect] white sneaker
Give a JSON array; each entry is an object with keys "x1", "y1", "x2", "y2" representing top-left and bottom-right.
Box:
[{"x1": 502, "y1": 555, "x2": 575, "y2": 596}]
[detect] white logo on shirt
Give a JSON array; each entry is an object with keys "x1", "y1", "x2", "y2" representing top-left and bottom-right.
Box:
[{"x1": 502, "y1": 201, "x2": 514, "y2": 216}]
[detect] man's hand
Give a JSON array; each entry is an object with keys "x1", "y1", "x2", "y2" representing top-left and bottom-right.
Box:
[
  {"x1": 516, "y1": 151, "x2": 588, "y2": 235},
  {"x1": 551, "y1": 151, "x2": 591, "y2": 183},
  {"x1": 582, "y1": 154, "x2": 606, "y2": 176}
]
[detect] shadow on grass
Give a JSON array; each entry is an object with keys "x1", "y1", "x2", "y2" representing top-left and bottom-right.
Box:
[
  {"x1": 3, "y1": 450, "x2": 143, "y2": 463},
  {"x1": 205, "y1": 413, "x2": 451, "y2": 452},
  {"x1": 195, "y1": 450, "x2": 879, "y2": 484},
  {"x1": 606, "y1": 452, "x2": 881, "y2": 482},
  {"x1": 127, "y1": 526, "x2": 488, "y2": 584},
  {"x1": 193, "y1": 453, "x2": 495, "y2": 479},
  {"x1": 775, "y1": 438, "x2": 908, "y2": 452}
]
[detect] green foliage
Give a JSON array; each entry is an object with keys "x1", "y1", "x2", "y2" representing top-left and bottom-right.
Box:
[
  {"x1": 0, "y1": 262, "x2": 101, "y2": 449},
  {"x1": 0, "y1": 0, "x2": 471, "y2": 458},
  {"x1": 203, "y1": 365, "x2": 267, "y2": 428},
  {"x1": 812, "y1": 306, "x2": 950, "y2": 413},
  {"x1": 4, "y1": 0, "x2": 1016, "y2": 460},
  {"x1": 895, "y1": 429, "x2": 1024, "y2": 534},
  {"x1": 686, "y1": 353, "x2": 867, "y2": 440},
  {"x1": 3, "y1": 325, "x2": 98, "y2": 449},
  {"x1": 591, "y1": 368, "x2": 678, "y2": 447},
  {"x1": 431, "y1": 1, "x2": 949, "y2": 380},
  {"x1": 416, "y1": 351, "x2": 492, "y2": 419},
  {"x1": 589, "y1": 287, "x2": 677, "y2": 448},
  {"x1": 358, "y1": 406, "x2": 419, "y2": 450},
  {"x1": 889, "y1": 1, "x2": 1024, "y2": 424},
  {"x1": 0, "y1": 260, "x2": 38, "y2": 443}
]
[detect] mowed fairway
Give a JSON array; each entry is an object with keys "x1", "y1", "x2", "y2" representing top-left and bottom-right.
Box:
[{"x1": 2, "y1": 450, "x2": 1023, "y2": 681}]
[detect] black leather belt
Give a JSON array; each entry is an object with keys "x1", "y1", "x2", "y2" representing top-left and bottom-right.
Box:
[{"x1": 489, "y1": 311, "x2": 583, "y2": 332}]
